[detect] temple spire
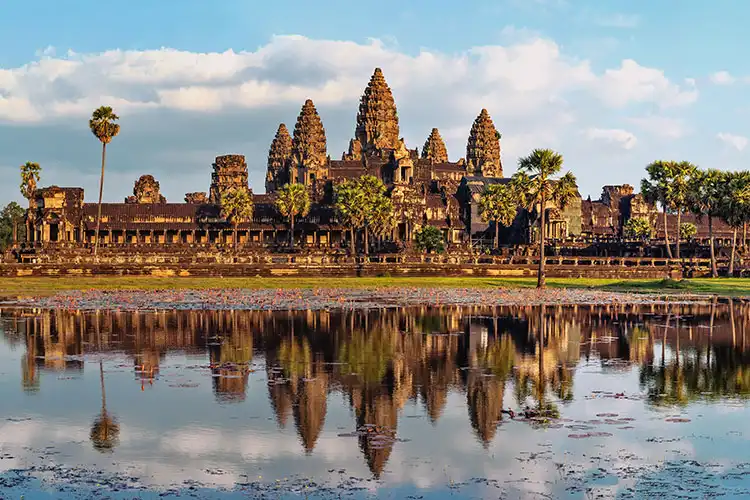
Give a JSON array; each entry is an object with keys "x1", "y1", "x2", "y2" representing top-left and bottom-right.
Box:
[
  {"x1": 466, "y1": 109, "x2": 502, "y2": 177},
  {"x1": 355, "y1": 68, "x2": 400, "y2": 156},
  {"x1": 266, "y1": 123, "x2": 292, "y2": 193},
  {"x1": 422, "y1": 128, "x2": 449, "y2": 163}
]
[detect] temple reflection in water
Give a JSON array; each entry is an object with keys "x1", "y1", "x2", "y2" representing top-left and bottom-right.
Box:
[{"x1": 2, "y1": 301, "x2": 749, "y2": 477}]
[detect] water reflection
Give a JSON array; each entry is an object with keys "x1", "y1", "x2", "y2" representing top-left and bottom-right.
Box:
[{"x1": 1, "y1": 301, "x2": 750, "y2": 495}]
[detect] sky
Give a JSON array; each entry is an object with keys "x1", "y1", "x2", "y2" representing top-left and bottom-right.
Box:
[{"x1": 1, "y1": 0, "x2": 749, "y2": 204}]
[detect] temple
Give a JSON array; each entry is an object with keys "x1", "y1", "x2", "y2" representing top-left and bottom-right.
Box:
[{"x1": 21, "y1": 68, "x2": 739, "y2": 255}]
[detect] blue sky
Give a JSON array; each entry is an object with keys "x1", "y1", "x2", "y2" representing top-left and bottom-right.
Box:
[{"x1": 1, "y1": 0, "x2": 748, "y2": 203}]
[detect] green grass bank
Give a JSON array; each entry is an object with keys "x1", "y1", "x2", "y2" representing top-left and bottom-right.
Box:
[{"x1": 2, "y1": 276, "x2": 750, "y2": 298}]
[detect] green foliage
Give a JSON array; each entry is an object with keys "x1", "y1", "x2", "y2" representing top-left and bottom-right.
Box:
[
  {"x1": 19, "y1": 161, "x2": 41, "y2": 201},
  {"x1": 275, "y1": 183, "x2": 311, "y2": 221},
  {"x1": 720, "y1": 171, "x2": 750, "y2": 229},
  {"x1": 478, "y1": 183, "x2": 518, "y2": 228},
  {"x1": 333, "y1": 179, "x2": 366, "y2": 229},
  {"x1": 220, "y1": 188, "x2": 254, "y2": 226},
  {"x1": 89, "y1": 106, "x2": 120, "y2": 144},
  {"x1": 414, "y1": 225, "x2": 445, "y2": 253},
  {"x1": 643, "y1": 160, "x2": 697, "y2": 214},
  {"x1": 623, "y1": 217, "x2": 652, "y2": 241},
  {"x1": 0, "y1": 202, "x2": 26, "y2": 250},
  {"x1": 514, "y1": 149, "x2": 578, "y2": 210},
  {"x1": 687, "y1": 168, "x2": 725, "y2": 220},
  {"x1": 334, "y1": 175, "x2": 392, "y2": 234},
  {"x1": 680, "y1": 222, "x2": 697, "y2": 240}
]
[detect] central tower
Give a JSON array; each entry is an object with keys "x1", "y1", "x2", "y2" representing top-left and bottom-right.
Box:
[{"x1": 354, "y1": 68, "x2": 400, "y2": 156}]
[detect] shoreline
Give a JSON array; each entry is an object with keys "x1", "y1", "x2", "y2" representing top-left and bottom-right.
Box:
[{"x1": 2, "y1": 286, "x2": 719, "y2": 312}]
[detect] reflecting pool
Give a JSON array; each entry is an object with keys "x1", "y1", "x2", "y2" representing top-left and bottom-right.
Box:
[{"x1": 1, "y1": 301, "x2": 750, "y2": 498}]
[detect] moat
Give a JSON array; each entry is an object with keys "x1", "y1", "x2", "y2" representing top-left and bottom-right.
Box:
[{"x1": 1, "y1": 302, "x2": 750, "y2": 499}]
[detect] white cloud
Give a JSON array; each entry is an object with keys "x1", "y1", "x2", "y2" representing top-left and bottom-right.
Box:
[
  {"x1": 717, "y1": 132, "x2": 748, "y2": 151},
  {"x1": 710, "y1": 71, "x2": 735, "y2": 85},
  {"x1": 595, "y1": 13, "x2": 640, "y2": 28},
  {"x1": 629, "y1": 115, "x2": 688, "y2": 139},
  {"x1": 597, "y1": 60, "x2": 698, "y2": 109},
  {"x1": 585, "y1": 128, "x2": 638, "y2": 149}
]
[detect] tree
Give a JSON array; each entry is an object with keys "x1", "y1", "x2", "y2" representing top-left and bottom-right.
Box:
[
  {"x1": 0, "y1": 202, "x2": 26, "y2": 250},
  {"x1": 89, "y1": 106, "x2": 120, "y2": 255},
  {"x1": 669, "y1": 161, "x2": 698, "y2": 259},
  {"x1": 624, "y1": 217, "x2": 652, "y2": 242},
  {"x1": 514, "y1": 149, "x2": 578, "y2": 288},
  {"x1": 220, "y1": 188, "x2": 254, "y2": 248},
  {"x1": 720, "y1": 171, "x2": 750, "y2": 275},
  {"x1": 680, "y1": 222, "x2": 697, "y2": 241},
  {"x1": 334, "y1": 180, "x2": 366, "y2": 253},
  {"x1": 478, "y1": 183, "x2": 519, "y2": 250},
  {"x1": 642, "y1": 161, "x2": 675, "y2": 259},
  {"x1": 19, "y1": 161, "x2": 41, "y2": 243},
  {"x1": 368, "y1": 196, "x2": 396, "y2": 251},
  {"x1": 90, "y1": 360, "x2": 119, "y2": 452},
  {"x1": 687, "y1": 169, "x2": 725, "y2": 277},
  {"x1": 414, "y1": 225, "x2": 445, "y2": 253},
  {"x1": 358, "y1": 175, "x2": 390, "y2": 255},
  {"x1": 275, "y1": 183, "x2": 310, "y2": 249}
]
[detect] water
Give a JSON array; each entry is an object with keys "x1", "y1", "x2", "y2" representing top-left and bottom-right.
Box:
[{"x1": 1, "y1": 302, "x2": 749, "y2": 498}]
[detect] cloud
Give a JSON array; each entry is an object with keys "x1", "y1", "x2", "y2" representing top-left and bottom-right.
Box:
[
  {"x1": 710, "y1": 71, "x2": 736, "y2": 85},
  {"x1": 717, "y1": 132, "x2": 748, "y2": 151},
  {"x1": 0, "y1": 34, "x2": 700, "y2": 203},
  {"x1": 629, "y1": 116, "x2": 688, "y2": 139},
  {"x1": 585, "y1": 128, "x2": 638, "y2": 149},
  {"x1": 597, "y1": 60, "x2": 698, "y2": 108},
  {"x1": 595, "y1": 13, "x2": 640, "y2": 28}
]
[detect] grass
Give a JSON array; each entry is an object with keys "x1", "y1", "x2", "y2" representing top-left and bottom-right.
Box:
[{"x1": 1, "y1": 276, "x2": 750, "y2": 298}]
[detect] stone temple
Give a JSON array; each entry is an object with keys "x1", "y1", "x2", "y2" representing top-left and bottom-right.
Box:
[{"x1": 23, "y1": 68, "x2": 737, "y2": 251}]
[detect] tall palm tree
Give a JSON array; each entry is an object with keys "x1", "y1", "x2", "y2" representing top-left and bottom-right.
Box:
[
  {"x1": 514, "y1": 149, "x2": 578, "y2": 288},
  {"x1": 687, "y1": 169, "x2": 725, "y2": 277},
  {"x1": 19, "y1": 161, "x2": 41, "y2": 243},
  {"x1": 670, "y1": 161, "x2": 698, "y2": 259},
  {"x1": 720, "y1": 171, "x2": 750, "y2": 275},
  {"x1": 358, "y1": 175, "x2": 390, "y2": 255},
  {"x1": 478, "y1": 183, "x2": 519, "y2": 250},
  {"x1": 642, "y1": 161, "x2": 675, "y2": 259},
  {"x1": 89, "y1": 106, "x2": 120, "y2": 255},
  {"x1": 220, "y1": 188, "x2": 254, "y2": 249},
  {"x1": 90, "y1": 360, "x2": 120, "y2": 452},
  {"x1": 275, "y1": 183, "x2": 310, "y2": 249},
  {"x1": 334, "y1": 179, "x2": 366, "y2": 253}
]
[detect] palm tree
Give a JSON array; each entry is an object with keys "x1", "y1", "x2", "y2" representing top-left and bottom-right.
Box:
[
  {"x1": 514, "y1": 149, "x2": 578, "y2": 288},
  {"x1": 670, "y1": 161, "x2": 698, "y2": 259},
  {"x1": 19, "y1": 161, "x2": 41, "y2": 243},
  {"x1": 720, "y1": 171, "x2": 750, "y2": 275},
  {"x1": 358, "y1": 175, "x2": 390, "y2": 255},
  {"x1": 90, "y1": 360, "x2": 120, "y2": 452},
  {"x1": 89, "y1": 106, "x2": 121, "y2": 255},
  {"x1": 220, "y1": 188, "x2": 254, "y2": 249},
  {"x1": 368, "y1": 196, "x2": 396, "y2": 252},
  {"x1": 687, "y1": 169, "x2": 725, "y2": 277},
  {"x1": 334, "y1": 180, "x2": 366, "y2": 253},
  {"x1": 477, "y1": 183, "x2": 519, "y2": 250},
  {"x1": 642, "y1": 161, "x2": 675, "y2": 259},
  {"x1": 275, "y1": 183, "x2": 310, "y2": 249}
]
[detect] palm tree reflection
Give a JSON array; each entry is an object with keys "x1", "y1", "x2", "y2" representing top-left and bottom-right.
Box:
[{"x1": 90, "y1": 360, "x2": 120, "y2": 452}]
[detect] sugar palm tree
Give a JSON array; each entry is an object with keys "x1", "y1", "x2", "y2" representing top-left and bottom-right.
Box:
[
  {"x1": 514, "y1": 149, "x2": 578, "y2": 288},
  {"x1": 334, "y1": 179, "x2": 366, "y2": 253},
  {"x1": 275, "y1": 183, "x2": 310, "y2": 249},
  {"x1": 720, "y1": 171, "x2": 750, "y2": 275},
  {"x1": 687, "y1": 169, "x2": 725, "y2": 277},
  {"x1": 220, "y1": 188, "x2": 254, "y2": 249},
  {"x1": 478, "y1": 183, "x2": 519, "y2": 250},
  {"x1": 89, "y1": 106, "x2": 120, "y2": 255},
  {"x1": 642, "y1": 161, "x2": 676, "y2": 259},
  {"x1": 368, "y1": 196, "x2": 396, "y2": 252},
  {"x1": 19, "y1": 161, "x2": 41, "y2": 243},
  {"x1": 358, "y1": 175, "x2": 390, "y2": 255},
  {"x1": 669, "y1": 161, "x2": 698, "y2": 259},
  {"x1": 90, "y1": 360, "x2": 120, "y2": 452}
]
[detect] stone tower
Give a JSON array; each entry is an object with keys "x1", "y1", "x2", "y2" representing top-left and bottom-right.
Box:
[
  {"x1": 125, "y1": 175, "x2": 166, "y2": 204},
  {"x1": 421, "y1": 128, "x2": 449, "y2": 163},
  {"x1": 466, "y1": 109, "x2": 502, "y2": 177},
  {"x1": 291, "y1": 99, "x2": 328, "y2": 186},
  {"x1": 209, "y1": 155, "x2": 249, "y2": 204},
  {"x1": 266, "y1": 123, "x2": 293, "y2": 193},
  {"x1": 354, "y1": 68, "x2": 400, "y2": 156}
]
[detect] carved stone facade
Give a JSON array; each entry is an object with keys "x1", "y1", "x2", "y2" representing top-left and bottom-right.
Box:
[
  {"x1": 291, "y1": 100, "x2": 328, "y2": 189},
  {"x1": 466, "y1": 109, "x2": 502, "y2": 178},
  {"x1": 209, "y1": 155, "x2": 249, "y2": 204},
  {"x1": 125, "y1": 175, "x2": 166, "y2": 204},
  {"x1": 265, "y1": 123, "x2": 293, "y2": 194},
  {"x1": 422, "y1": 128, "x2": 449, "y2": 163},
  {"x1": 184, "y1": 192, "x2": 208, "y2": 204},
  {"x1": 354, "y1": 68, "x2": 400, "y2": 156}
]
